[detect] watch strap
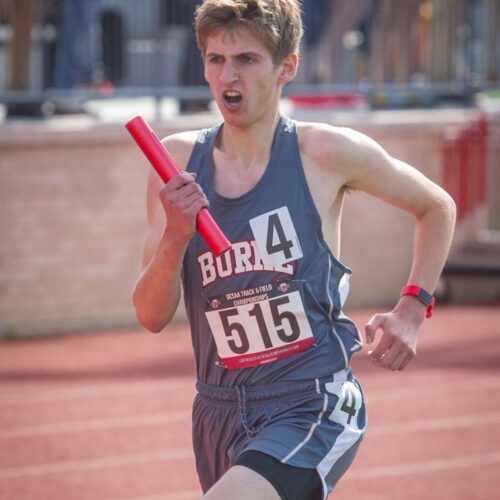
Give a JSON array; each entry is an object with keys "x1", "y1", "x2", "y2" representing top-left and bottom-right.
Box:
[{"x1": 401, "y1": 285, "x2": 436, "y2": 318}]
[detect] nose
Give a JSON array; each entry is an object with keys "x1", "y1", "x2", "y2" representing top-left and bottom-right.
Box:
[{"x1": 220, "y1": 61, "x2": 238, "y2": 84}]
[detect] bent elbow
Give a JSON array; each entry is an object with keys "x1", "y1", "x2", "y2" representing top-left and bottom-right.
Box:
[
  {"x1": 440, "y1": 191, "x2": 457, "y2": 227},
  {"x1": 423, "y1": 189, "x2": 457, "y2": 224},
  {"x1": 137, "y1": 313, "x2": 171, "y2": 334},
  {"x1": 143, "y1": 322, "x2": 166, "y2": 334},
  {"x1": 447, "y1": 193, "x2": 457, "y2": 221},
  {"x1": 132, "y1": 294, "x2": 173, "y2": 334},
  {"x1": 131, "y1": 282, "x2": 179, "y2": 333}
]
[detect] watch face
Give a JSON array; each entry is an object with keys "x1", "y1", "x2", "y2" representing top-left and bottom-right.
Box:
[{"x1": 402, "y1": 286, "x2": 434, "y2": 306}]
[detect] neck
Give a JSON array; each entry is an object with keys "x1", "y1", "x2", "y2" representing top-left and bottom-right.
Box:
[{"x1": 217, "y1": 110, "x2": 281, "y2": 167}]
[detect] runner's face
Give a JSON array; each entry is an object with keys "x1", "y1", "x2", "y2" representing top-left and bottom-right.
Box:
[{"x1": 203, "y1": 28, "x2": 296, "y2": 127}]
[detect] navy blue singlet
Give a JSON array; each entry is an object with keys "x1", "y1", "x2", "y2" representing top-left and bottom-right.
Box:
[{"x1": 182, "y1": 115, "x2": 363, "y2": 387}]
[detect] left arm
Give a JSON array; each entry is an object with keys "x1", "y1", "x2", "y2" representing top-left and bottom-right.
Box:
[{"x1": 339, "y1": 129, "x2": 456, "y2": 370}]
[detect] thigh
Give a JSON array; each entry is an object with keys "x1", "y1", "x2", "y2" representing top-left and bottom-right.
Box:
[
  {"x1": 235, "y1": 450, "x2": 323, "y2": 500},
  {"x1": 202, "y1": 464, "x2": 280, "y2": 500}
]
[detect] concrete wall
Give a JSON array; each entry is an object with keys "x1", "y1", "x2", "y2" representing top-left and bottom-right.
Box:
[{"x1": 0, "y1": 108, "x2": 494, "y2": 337}]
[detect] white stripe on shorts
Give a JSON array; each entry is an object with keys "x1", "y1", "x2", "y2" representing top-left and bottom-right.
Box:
[
  {"x1": 314, "y1": 373, "x2": 366, "y2": 499},
  {"x1": 316, "y1": 426, "x2": 363, "y2": 499},
  {"x1": 280, "y1": 393, "x2": 328, "y2": 464}
]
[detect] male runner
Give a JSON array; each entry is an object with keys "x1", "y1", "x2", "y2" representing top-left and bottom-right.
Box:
[{"x1": 132, "y1": 1, "x2": 456, "y2": 498}]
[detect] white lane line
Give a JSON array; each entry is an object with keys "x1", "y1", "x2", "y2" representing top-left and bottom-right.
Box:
[
  {"x1": 346, "y1": 452, "x2": 500, "y2": 480},
  {"x1": 0, "y1": 410, "x2": 191, "y2": 439},
  {"x1": 1, "y1": 416, "x2": 499, "y2": 480},
  {"x1": 1, "y1": 375, "x2": 499, "y2": 408},
  {"x1": 0, "y1": 379, "x2": 195, "y2": 406},
  {"x1": 2, "y1": 412, "x2": 499, "y2": 479},
  {"x1": 0, "y1": 448, "x2": 194, "y2": 479},
  {"x1": 3, "y1": 409, "x2": 499, "y2": 441},
  {"x1": 369, "y1": 412, "x2": 500, "y2": 436},
  {"x1": 366, "y1": 376, "x2": 500, "y2": 403}
]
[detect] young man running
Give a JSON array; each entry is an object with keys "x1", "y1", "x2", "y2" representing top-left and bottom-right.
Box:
[{"x1": 132, "y1": 1, "x2": 456, "y2": 498}]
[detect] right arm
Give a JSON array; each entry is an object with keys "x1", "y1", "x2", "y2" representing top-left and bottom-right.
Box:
[{"x1": 132, "y1": 132, "x2": 207, "y2": 332}]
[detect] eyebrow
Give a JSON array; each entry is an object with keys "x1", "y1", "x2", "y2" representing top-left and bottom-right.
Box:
[{"x1": 206, "y1": 51, "x2": 263, "y2": 59}]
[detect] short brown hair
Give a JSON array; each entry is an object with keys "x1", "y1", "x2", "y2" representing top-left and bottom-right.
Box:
[{"x1": 195, "y1": 0, "x2": 303, "y2": 64}]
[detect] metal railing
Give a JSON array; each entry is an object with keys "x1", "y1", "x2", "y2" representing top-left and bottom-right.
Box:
[{"x1": 0, "y1": 0, "x2": 498, "y2": 117}]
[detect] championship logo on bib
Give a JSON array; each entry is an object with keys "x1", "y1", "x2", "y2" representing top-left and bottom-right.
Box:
[{"x1": 205, "y1": 280, "x2": 314, "y2": 369}]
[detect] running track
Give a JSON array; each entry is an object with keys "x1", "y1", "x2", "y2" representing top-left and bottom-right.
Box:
[{"x1": 1, "y1": 305, "x2": 499, "y2": 499}]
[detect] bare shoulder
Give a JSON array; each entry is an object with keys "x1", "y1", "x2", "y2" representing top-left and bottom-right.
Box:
[
  {"x1": 160, "y1": 130, "x2": 201, "y2": 171},
  {"x1": 146, "y1": 130, "x2": 200, "y2": 193},
  {"x1": 297, "y1": 120, "x2": 451, "y2": 217},
  {"x1": 296, "y1": 121, "x2": 380, "y2": 179}
]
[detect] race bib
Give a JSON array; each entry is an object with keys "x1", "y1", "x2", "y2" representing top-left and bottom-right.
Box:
[
  {"x1": 249, "y1": 207, "x2": 303, "y2": 268},
  {"x1": 205, "y1": 280, "x2": 314, "y2": 369}
]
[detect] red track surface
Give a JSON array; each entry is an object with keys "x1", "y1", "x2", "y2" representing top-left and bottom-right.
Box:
[{"x1": 1, "y1": 305, "x2": 499, "y2": 499}]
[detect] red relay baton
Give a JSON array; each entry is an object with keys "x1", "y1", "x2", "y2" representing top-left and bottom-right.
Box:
[{"x1": 126, "y1": 115, "x2": 231, "y2": 256}]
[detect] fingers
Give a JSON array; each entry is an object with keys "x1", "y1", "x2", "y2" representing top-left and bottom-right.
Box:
[
  {"x1": 397, "y1": 351, "x2": 414, "y2": 371},
  {"x1": 157, "y1": 173, "x2": 209, "y2": 242},
  {"x1": 179, "y1": 190, "x2": 210, "y2": 216},
  {"x1": 161, "y1": 171, "x2": 198, "y2": 196},
  {"x1": 383, "y1": 344, "x2": 414, "y2": 371},
  {"x1": 160, "y1": 173, "x2": 209, "y2": 214},
  {"x1": 365, "y1": 314, "x2": 416, "y2": 371},
  {"x1": 385, "y1": 348, "x2": 415, "y2": 371},
  {"x1": 365, "y1": 314, "x2": 385, "y2": 344},
  {"x1": 383, "y1": 347, "x2": 405, "y2": 370},
  {"x1": 370, "y1": 335, "x2": 416, "y2": 371},
  {"x1": 164, "y1": 183, "x2": 207, "y2": 209},
  {"x1": 367, "y1": 331, "x2": 393, "y2": 363}
]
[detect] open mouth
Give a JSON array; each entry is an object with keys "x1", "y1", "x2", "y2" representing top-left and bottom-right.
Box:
[{"x1": 223, "y1": 91, "x2": 242, "y2": 105}]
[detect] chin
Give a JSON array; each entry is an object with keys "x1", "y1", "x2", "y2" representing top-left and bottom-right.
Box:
[{"x1": 220, "y1": 110, "x2": 249, "y2": 127}]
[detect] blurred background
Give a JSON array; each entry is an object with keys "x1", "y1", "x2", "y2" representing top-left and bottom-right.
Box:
[
  {"x1": 0, "y1": 0, "x2": 499, "y2": 338},
  {"x1": 1, "y1": 3, "x2": 500, "y2": 499},
  {"x1": 1, "y1": 0, "x2": 499, "y2": 112}
]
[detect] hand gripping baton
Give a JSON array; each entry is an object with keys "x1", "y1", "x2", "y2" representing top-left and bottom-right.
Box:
[{"x1": 126, "y1": 116, "x2": 231, "y2": 255}]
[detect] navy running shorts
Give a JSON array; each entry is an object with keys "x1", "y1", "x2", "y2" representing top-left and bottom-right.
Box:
[{"x1": 192, "y1": 369, "x2": 366, "y2": 499}]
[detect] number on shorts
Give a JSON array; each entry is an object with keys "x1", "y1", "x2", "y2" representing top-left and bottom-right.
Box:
[
  {"x1": 340, "y1": 385, "x2": 358, "y2": 424},
  {"x1": 327, "y1": 380, "x2": 363, "y2": 429}
]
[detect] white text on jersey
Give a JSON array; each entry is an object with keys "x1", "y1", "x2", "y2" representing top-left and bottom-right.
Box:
[{"x1": 197, "y1": 240, "x2": 294, "y2": 287}]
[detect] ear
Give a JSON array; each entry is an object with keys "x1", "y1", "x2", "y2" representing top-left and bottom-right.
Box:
[{"x1": 277, "y1": 53, "x2": 298, "y2": 85}]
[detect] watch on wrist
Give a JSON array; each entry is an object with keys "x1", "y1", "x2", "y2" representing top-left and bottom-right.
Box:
[{"x1": 401, "y1": 285, "x2": 436, "y2": 318}]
